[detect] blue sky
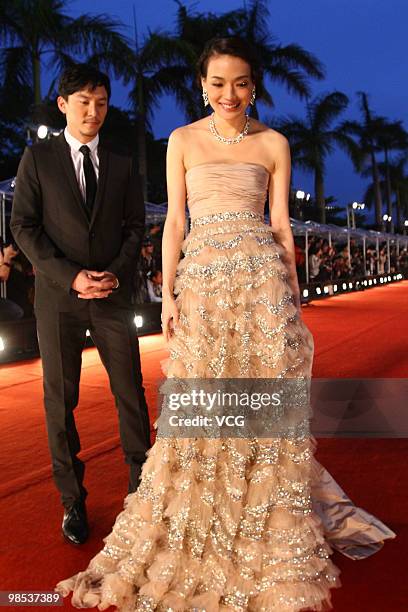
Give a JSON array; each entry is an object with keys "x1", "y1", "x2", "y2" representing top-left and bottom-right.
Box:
[{"x1": 67, "y1": 0, "x2": 407, "y2": 217}]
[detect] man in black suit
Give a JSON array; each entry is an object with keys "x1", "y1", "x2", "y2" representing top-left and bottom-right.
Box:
[{"x1": 11, "y1": 64, "x2": 151, "y2": 545}]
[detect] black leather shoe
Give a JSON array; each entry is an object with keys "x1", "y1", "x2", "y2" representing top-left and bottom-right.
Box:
[{"x1": 62, "y1": 501, "x2": 89, "y2": 545}]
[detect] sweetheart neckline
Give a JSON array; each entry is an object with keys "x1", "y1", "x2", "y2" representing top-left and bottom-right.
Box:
[{"x1": 185, "y1": 161, "x2": 270, "y2": 177}]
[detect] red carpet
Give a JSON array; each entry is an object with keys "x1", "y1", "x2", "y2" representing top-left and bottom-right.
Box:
[{"x1": 0, "y1": 282, "x2": 407, "y2": 611}]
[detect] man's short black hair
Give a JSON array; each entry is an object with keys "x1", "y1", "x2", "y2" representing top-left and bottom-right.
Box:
[{"x1": 58, "y1": 63, "x2": 111, "y2": 100}]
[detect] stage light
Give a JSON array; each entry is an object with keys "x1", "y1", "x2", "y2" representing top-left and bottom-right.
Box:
[
  {"x1": 302, "y1": 289, "x2": 309, "y2": 298},
  {"x1": 388, "y1": 275, "x2": 391, "y2": 281},
  {"x1": 37, "y1": 125, "x2": 48, "y2": 139},
  {"x1": 373, "y1": 279, "x2": 377, "y2": 284},
  {"x1": 0, "y1": 336, "x2": 4, "y2": 351},
  {"x1": 333, "y1": 284, "x2": 338, "y2": 292},
  {"x1": 296, "y1": 190, "x2": 305, "y2": 200},
  {"x1": 134, "y1": 315, "x2": 143, "y2": 328},
  {"x1": 324, "y1": 286, "x2": 329, "y2": 294},
  {"x1": 316, "y1": 287, "x2": 321, "y2": 295},
  {"x1": 368, "y1": 279, "x2": 372, "y2": 286},
  {"x1": 342, "y1": 282, "x2": 347, "y2": 290},
  {"x1": 348, "y1": 282, "x2": 353, "y2": 289},
  {"x1": 86, "y1": 329, "x2": 90, "y2": 337}
]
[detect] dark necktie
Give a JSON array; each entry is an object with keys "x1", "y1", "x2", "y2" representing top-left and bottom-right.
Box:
[{"x1": 79, "y1": 145, "x2": 97, "y2": 216}]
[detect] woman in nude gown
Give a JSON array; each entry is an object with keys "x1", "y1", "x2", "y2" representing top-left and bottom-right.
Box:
[{"x1": 57, "y1": 37, "x2": 395, "y2": 612}]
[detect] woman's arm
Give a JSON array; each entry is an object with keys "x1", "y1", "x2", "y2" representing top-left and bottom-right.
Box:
[
  {"x1": 161, "y1": 128, "x2": 188, "y2": 341},
  {"x1": 268, "y1": 133, "x2": 301, "y2": 311}
]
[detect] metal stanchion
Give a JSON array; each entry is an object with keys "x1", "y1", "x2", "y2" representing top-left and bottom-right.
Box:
[
  {"x1": 305, "y1": 229, "x2": 309, "y2": 284},
  {"x1": 1, "y1": 193, "x2": 6, "y2": 298}
]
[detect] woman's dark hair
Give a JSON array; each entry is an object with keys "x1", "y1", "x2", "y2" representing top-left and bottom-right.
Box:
[
  {"x1": 58, "y1": 63, "x2": 111, "y2": 100},
  {"x1": 197, "y1": 36, "x2": 262, "y2": 88}
]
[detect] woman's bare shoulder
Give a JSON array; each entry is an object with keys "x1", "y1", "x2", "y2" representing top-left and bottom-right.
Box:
[
  {"x1": 252, "y1": 119, "x2": 289, "y2": 148},
  {"x1": 169, "y1": 118, "x2": 208, "y2": 140}
]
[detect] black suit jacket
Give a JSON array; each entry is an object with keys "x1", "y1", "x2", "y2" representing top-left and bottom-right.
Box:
[{"x1": 10, "y1": 133, "x2": 145, "y2": 311}]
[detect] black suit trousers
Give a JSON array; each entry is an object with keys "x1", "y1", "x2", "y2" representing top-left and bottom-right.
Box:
[{"x1": 35, "y1": 301, "x2": 151, "y2": 508}]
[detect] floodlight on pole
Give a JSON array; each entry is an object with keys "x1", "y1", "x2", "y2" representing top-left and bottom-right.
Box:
[{"x1": 37, "y1": 125, "x2": 48, "y2": 139}]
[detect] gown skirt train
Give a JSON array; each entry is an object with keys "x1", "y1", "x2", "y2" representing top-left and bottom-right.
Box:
[{"x1": 57, "y1": 163, "x2": 395, "y2": 611}]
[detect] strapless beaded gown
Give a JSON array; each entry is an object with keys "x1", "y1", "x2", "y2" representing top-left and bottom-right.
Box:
[{"x1": 57, "y1": 163, "x2": 395, "y2": 611}]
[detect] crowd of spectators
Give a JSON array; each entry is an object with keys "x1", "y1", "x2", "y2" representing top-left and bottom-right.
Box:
[
  {"x1": 133, "y1": 222, "x2": 164, "y2": 304},
  {"x1": 0, "y1": 239, "x2": 34, "y2": 321},
  {"x1": 294, "y1": 235, "x2": 408, "y2": 284},
  {"x1": 2, "y1": 224, "x2": 408, "y2": 320}
]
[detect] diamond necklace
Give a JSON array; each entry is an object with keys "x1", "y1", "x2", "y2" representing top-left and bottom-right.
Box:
[{"x1": 209, "y1": 112, "x2": 250, "y2": 145}]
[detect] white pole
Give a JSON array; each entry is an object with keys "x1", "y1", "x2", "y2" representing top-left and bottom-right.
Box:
[
  {"x1": 305, "y1": 230, "x2": 309, "y2": 284},
  {"x1": 376, "y1": 236, "x2": 380, "y2": 275}
]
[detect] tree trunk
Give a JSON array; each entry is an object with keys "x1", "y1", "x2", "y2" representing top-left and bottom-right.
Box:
[
  {"x1": 314, "y1": 168, "x2": 326, "y2": 224},
  {"x1": 136, "y1": 74, "x2": 147, "y2": 201},
  {"x1": 384, "y1": 147, "x2": 394, "y2": 232},
  {"x1": 32, "y1": 53, "x2": 42, "y2": 105},
  {"x1": 137, "y1": 116, "x2": 148, "y2": 202},
  {"x1": 395, "y1": 188, "x2": 402, "y2": 232},
  {"x1": 360, "y1": 94, "x2": 383, "y2": 230},
  {"x1": 370, "y1": 149, "x2": 383, "y2": 230}
]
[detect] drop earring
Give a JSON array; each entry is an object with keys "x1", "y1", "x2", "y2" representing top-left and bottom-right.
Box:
[
  {"x1": 202, "y1": 89, "x2": 209, "y2": 107},
  {"x1": 250, "y1": 86, "x2": 256, "y2": 106}
]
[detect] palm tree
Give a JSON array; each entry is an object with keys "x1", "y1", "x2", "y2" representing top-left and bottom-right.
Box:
[
  {"x1": 159, "y1": 0, "x2": 325, "y2": 122},
  {"x1": 234, "y1": 0, "x2": 325, "y2": 118},
  {"x1": 0, "y1": 0, "x2": 131, "y2": 105},
  {"x1": 120, "y1": 12, "x2": 195, "y2": 199},
  {"x1": 163, "y1": 1, "x2": 244, "y2": 121},
  {"x1": 274, "y1": 92, "x2": 350, "y2": 224},
  {"x1": 374, "y1": 118, "x2": 408, "y2": 231},
  {"x1": 363, "y1": 157, "x2": 408, "y2": 232},
  {"x1": 341, "y1": 93, "x2": 384, "y2": 230}
]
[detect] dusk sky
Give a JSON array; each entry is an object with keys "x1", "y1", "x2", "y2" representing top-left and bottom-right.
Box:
[{"x1": 67, "y1": 0, "x2": 407, "y2": 217}]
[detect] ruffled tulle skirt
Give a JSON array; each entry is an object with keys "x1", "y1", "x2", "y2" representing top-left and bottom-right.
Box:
[{"x1": 57, "y1": 211, "x2": 394, "y2": 611}]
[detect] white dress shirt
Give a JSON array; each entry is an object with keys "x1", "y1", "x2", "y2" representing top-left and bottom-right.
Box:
[{"x1": 64, "y1": 127, "x2": 99, "y2": 201}]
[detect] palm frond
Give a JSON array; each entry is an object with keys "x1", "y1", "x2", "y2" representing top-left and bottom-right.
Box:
[
  {"x1": 271, "y1": 44, "x2": 325, "y2": 80},
  {"x1": 265, "y1": 63, "x2": 310, "y2": 99},
  {"x1": 311, "y1": 92, "x2": 348, "y2": 131}
]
